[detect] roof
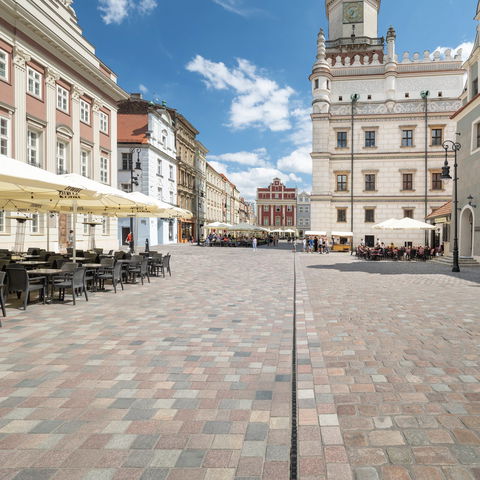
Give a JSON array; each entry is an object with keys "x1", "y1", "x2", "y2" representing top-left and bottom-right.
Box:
[{"x1": 426, "y1": 201, "x2": 452, "y2": 219}]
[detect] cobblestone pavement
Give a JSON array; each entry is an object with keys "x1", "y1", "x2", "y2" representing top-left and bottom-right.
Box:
[
  {"x1": 0, "y1": 245, "x2": 479, "y2": 480},
  {"x1": 298, "y1": 252, "x2": 480, "y2": 480}
]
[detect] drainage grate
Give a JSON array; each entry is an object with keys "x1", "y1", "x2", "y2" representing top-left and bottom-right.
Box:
[{"x1": 290, "y1": 250, "x2": 298, "y2": 480}]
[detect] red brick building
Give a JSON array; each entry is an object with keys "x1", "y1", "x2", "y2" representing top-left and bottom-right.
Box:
[{"x1": 256, "y1": 178, "x2": 297, "y2": 230}]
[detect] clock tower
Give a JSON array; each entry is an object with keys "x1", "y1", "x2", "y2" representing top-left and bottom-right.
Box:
[{"x1": 326, "y1": 0, "x2": 380, "y2": 41}]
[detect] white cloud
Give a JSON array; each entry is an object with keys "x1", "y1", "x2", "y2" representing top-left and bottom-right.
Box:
[
  {"x1": 139, "y1": 84, "x2": 149, "y2": 94},
  {"x1": 99, "y1": 0, "x2": 130, "y2": 24},
  {"x1": 212, "y1": 0, "x2": 247, "y2": 16},
  {"x1": 98, "y1": 0, "x2": 158, "y2": 25},
  {"x1": 207, "y1": 160, "x2": 228, "y2": 175},
  {"x1": 432, "y1": 41, "x2": 474, "y2": 62},
  {"x1": 208, "y1": 148, "x2": 269, "y2": 167},
  {"x1": 186, "y1": 55, "x2": 295, "y2": 132},
  {"x1": 138, "y1": 0, "x2": 157, "y2": 14},
  {"x1": 277, "y1": 146, "x2": 312, "y2": 174},
  {"x1": 289, "y1": 107, "x2": 311, "y2": 147}
]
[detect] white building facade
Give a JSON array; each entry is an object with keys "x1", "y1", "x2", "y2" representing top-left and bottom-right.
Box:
[
  {"x1": 297, "y1": 192, "x2": 311, "y2": 236},
  {"x1": 0, "y1": 0, "x2": 127, "y2": 251},
  {"x1": 117, "y1": 95, "x2": 178, "y2": 247},
  {"x1": 310, "y1": 0, "x2": 465, "y2": 247}
]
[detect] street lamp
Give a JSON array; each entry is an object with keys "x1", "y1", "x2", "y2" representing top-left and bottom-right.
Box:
[
  {"x1": 197, "y1": 190, "x2": 205, "y2": 246},
  {"x1": 441, "y1": 140, "x2": 461, "y2": 272},
  {"x1": 129, "y1": 148, "x2": 142, "y2": 253},
  {"x1": 350, "y1": 93, "x2": 359, "y2": 255},
  {"x1": 420, "y1": 90, "x2": 430, "y2": 247}
]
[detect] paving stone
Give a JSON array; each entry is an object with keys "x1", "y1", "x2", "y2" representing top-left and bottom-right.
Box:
[
  {"x1": 354, "y1": 467, "x2": 379, "y2": 480},
  {"x1": 175, "y1": 449, "x2": 206, "y2": 468}
]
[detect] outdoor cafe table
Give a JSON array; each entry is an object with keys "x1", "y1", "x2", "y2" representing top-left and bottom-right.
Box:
[
  {"x1": 83, "y1": 263, "x2": 103, "y2": 292},
  {"x1": 28, "y1": 268, "x2": 62, "y2": 301},
  {"x1": 17, "y1": 260, "x2": 48, "y2": 268},
  {"x1": 69, "y1": 257, "x2": 87, "y2": 262}
]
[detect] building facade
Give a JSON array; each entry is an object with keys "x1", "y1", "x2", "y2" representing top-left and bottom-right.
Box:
[
  {"x1": 168, "y1": 109, "x2": 198, "y2": 243},
  {"x1": 117, "y1": 94, "x2": 178, "y2": 247},
  {"x1": 451, "y1": 1, "x2": 480, "y2": 259},
  {"x1": 256, "y1": 178, "x2": 297, "y2": 231},
  {"x1": 206, "y1": 163, "x2": 226, "y2": 224},
  {"x1": 195, "y1": 141, "x2": 207, "y2": 241},
  {"x1": 310, "y1": 0, "x2": 465, "y2": 247},
  {"x1": 0, "y1": 0, "x2": 127, "y2": 251},
  {"x1": 297, "y1": 191, "x2": 311, "y2": 236}
]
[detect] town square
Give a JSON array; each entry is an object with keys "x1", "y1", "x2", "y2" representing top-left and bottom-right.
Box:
[{"x1": 0, "y1": 0, "x2": 479, "y2": 479}]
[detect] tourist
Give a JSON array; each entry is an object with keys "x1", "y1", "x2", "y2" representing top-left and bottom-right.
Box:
[{"x1": 252, "y1": 236, "x2": 257, "y2": 251}]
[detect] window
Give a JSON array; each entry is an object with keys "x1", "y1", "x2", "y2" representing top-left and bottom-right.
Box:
[
  {"x1": 30, "y1": 214, "x2": 40, "y2": 234},
  {"x1": 298, "y1": 206, "x2": 303, "y2": 213},
  {"x1": 305, "y1": 206, "x2": 309, "y2": 213},
  {"x1": 56, "y1": 85, "x2": 69, "y2": 113},
  {"x1": 473, "y1": 78, "x2": 479, "y2": 96},
  {"x1": 157, "y1": 187, "x2": 163, "y2": 200},
  {"x1": 337, "y1": 131, "x2": 347, "y2": 148},
  {"x1": 0, "y1": 49, "x2": 7, "y2": 81},
  {"x1": 263, "y1": 205, "x2": 269, "y2": 212},
  {"x1": 80, "y1": 100, "x2": 90, "y2": 124},
  {"x1": 365, "y1": 131, "x2": 376, "y2": 147},
  {"x1": 431, "y1": 172, "x2": 443, "y2": 190},
  {"x1": 27, "y1": 130, "x2": 40, "y2": 166},
  {"x1": 161, "y1": 130, "x2": 167, "y2": 146},
  {"x1": 287, "y1": 205, "x2": 293, "y2": 212},
  {"x1": 99, "y1": 111, "x2": 108, "y2": 133},
  {"x1": 0, "y1": 117, "x2": 9, "y2": 156},
  {"x1": 122, "y1": 152, "x2": 132, "y2": 170},
  {"x1": 286, "y1": 218, "x2": 293, "y2": 226},
  {"x1": 157, "y1": 158, "x2": 162, "y2": 176},
  {"x1": 476, "y1": 123, "x2": 480, "y2": 149},
  {"x1": 403, "y1": 209, "x2": 414, "y2": 219},
  {"x1": 100, "y1": 156, "x2": 109, "y2": 184},
  {"x1": 170, "y1": 191, "x2": 174, "y2": 204},
  {"x1": 336, "y1": 174, "x2": 347, "y2": 191},
  {"x1": 27, "y1": 67, "x2": 42, "y2": 98},
  {"x1": 402, "y1": 130, "x2": 413, "y2": 147},
  {"x1": 314, "y1": 79, "x2": 319, "y2": 89},
  {"x1": 102, "y1": 217, "x2": 109, "y2": 235},
  {"x1": 0, "y1": 211, "x2": 5, "y2": 233},
  {"x1": 83, "y1": 215, "x2": 89, "y2": 235},
  {"x1": 402, "y1": 173, "x2": 413, "y2": 191},
  {"x1": 56, "y1": 141, "x2": 67, "y2": 174},
  {"x1": 275, "y1": 206, "x2": 281, "y2": 212},
  {"x1": 364, "y1": 174, "x2": 376, "y2": 191},
  {"x1": 337, "y1": 208, "x2": 347, "y2": 223},
  {"x1": 120, "y1": 183, "x2": 132, "y2": 193},
  {"x1": 80, "y1": 150, "x2": 89, "y2": 177},
  {"x1": 431, "y1": 129, "x2": 442, "y2": 146},
  {"x1": 275, "y1": 217, "x2": 281, "y2": 226},
  {"x1": 365, "y1": 209, "x2": 375, "y2": 223},
  {"x1": 263, "y1": 218, "x2": 269, "y2": 226},
  {"x1": 169, "y1": 165, "x2": 174, "y2": 180}
]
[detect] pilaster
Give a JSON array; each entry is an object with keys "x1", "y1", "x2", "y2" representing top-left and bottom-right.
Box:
[
  {"x1": 13, "y1": 48, "x2": 30, "y2": 163},
  {"x1": 45, "y1": 68, "x2": 59, "y2": 173},
  {"x1": 92, "y1": 99, "x2": 101, "y2": 182},
  {"x1": 71, "y1": 86, "x2": 83, "y2": 175}
]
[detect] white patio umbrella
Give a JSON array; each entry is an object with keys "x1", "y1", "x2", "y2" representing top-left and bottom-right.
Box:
[
  {"x1": 331, "y1": 231, "x2": 354, "y2": 237},
  {"x1": 125, "y1": 191, "x2": 180, "y2": 218},
  {"x1": 205, "y1": 222, "x2": 232, "y2": 229},
  {"x1": 224, "y1": 223, "x2": 262, "y2": 232},
  {"x1": 374, "y1": 217, "x2": 435, "y2": 230},
  {"x1": 305, "y1": 231, "x2": 327, "y2": 236},
  {"x1": 373, "y1": 218, "x2": 401, "y2": 230}
]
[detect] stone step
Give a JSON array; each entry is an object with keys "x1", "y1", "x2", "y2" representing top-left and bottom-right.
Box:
[{"x1": 433, "y1": 255, "x2": 480, "y2": 266}]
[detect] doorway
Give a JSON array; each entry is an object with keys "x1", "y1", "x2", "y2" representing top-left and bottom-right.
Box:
[
  {"x1": 460, "y1": 207, "x2": 474, "y2": 257},
  {"x1": 365, "y1": 235, "x2": 375, "y2": 247}
]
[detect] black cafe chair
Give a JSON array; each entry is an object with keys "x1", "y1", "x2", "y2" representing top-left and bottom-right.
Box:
[{"x1": 6, "y1": 266, "x2": 46, "y2": 310}]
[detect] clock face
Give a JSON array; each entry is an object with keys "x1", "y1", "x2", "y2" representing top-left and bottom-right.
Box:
[{"x1": 343, "y1": 2, "x2": 363, "y2": 23}]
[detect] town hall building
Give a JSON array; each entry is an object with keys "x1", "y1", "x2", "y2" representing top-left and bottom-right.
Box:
[{"x1": 310, "y1": 0, "x2": 465, "y2": 247}]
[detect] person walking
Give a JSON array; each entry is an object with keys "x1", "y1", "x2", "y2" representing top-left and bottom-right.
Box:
[
  {"x1": 325, "y1": 238, "x2": 330, "y2": 254},
  {"x1": 252, "y1": 236, "x2": 257, "y2": 252},
  {"x1": 126, "y1": 231, "x2": 133, "y2": 253},
  {"x1": 302, "y1": 237, "x2": 307, "y2": 252}
]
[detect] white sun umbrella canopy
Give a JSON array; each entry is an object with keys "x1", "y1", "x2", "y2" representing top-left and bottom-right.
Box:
[
  {"x1": 373, "y1": 218, "x2": 401, "y2": 230},
  {"x1": 124, "y1": 191, "x2": 180, "y2": 218},
  {"x1": 305, "y1": 231, "x2": 327, "y2": 236},
  {"x1": 374, "y1": 217, "x2": 436, "y2": 230},
  {"x1": 205, "y1": 222, "x2": 232, "y2": 229},
  {"x1": 224, "y1": 223, "x2": 262, "y2": 232}
]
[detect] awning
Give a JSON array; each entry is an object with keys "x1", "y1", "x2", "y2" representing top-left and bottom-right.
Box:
[
  {"x1": 331, "y1": 231, "x2": 354, "y2": 237},
  {"x1": 305, "y1": 231, "x2": 327, "y2": 236}
]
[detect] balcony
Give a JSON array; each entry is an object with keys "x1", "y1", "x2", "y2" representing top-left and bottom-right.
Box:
[{"x1": 326, "y1": 36, "x2": 384, "y2": 49}]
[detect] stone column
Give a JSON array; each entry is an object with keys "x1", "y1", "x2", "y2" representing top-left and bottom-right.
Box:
[
  {"x1": 92, "y1": 99, "x2": 101, "y2": 182},
  {"x1": 13, "y1": 48, "x2": 30, "y2": 163},
  {"x1": 45, "y1": 68, "x2": 59, "y2": 173},
  {"x1": 71, "y1": 86, "x2": 83, "y2": 175}
]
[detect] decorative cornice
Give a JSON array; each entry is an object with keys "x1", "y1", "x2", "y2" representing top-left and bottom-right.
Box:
[
  {"x1": 71, "y1": 86, "x2": 84, "y2": 100},
  {"x1": 12, "y1": 47, "x2": 31, "y2": 69},
  {"x1": 45, "y1": 67, "x2": 60, "y2": 87}
]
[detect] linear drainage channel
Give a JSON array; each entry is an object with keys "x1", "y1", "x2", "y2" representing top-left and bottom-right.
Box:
[{"x1": 290, "y1": 249, "x2": 298, "y2": 480}]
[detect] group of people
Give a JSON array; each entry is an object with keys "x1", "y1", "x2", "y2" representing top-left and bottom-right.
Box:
[
  {"x1": 302, "y1": 236, "x2": 330, "y2": 254},
  {"x1": 356, "y1": 241, "x2": 444, "y2": 261}
]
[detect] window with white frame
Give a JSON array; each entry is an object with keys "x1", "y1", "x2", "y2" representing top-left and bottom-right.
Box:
[
  {"x1": 161, "y1": 130, "x2": 167, "y2": 146},
  {"x1": 120, "y1": 183, "x2": 132, "y2": 193},
  {"x1": 157, "y1": 186, "x2": 163, "y2": 200},
  {"x1": 27, "y1": 67, "x2": 42, "y2": 98},
  {"x1": 56, "y1": 140, "x2": 68, "y2": 174},
  {"x1": 0, "y1": 49, "x2": 8, "y2": 81},
  {"x1": 0, "y1": 117, "x2": 9, "y2": 156},
  {"x1": 27, "y1": 130, "x2": 41, "y2": 166},
  {"x1": 157, "y1": 158, "x2": 162, "y2": 175},
  {"x1": 80, "y1": 100, "x2": 90, "y2": 124},
  {"x1": 99, "y1": 111, "x2": 108, "y2": 133},
  {"x1": 30, "y1": 213, "x2": 40, "y2": 233},
  {"x1": 169, "y1": 165, "x2": 174, "y2": 180},
  {"x1": 170, "y1": 191, "x2": 174, "y2": 204},
  {"x1": 80, "y1": 150, "x2": 89, "y2": 177},
  {"x1": 56, "y1": 85, "x2": 69, "y2": 113},
  {"x1": 83, "y1": 215, "x2": 89, "y2": 234},
  {"x1": 0, "y1": 211, "x2": 5, "y2": 233},
  {"x1": 102, "y1": 216, "x2": 109, "y2": 235},
  {"x1": 100, "y1": 156, "x2": 109, "y2": 183}
]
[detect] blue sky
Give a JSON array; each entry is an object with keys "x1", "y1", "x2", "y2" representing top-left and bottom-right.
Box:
[{"x1": 74, "y1": 0, "x2": 476, "y2": 200}]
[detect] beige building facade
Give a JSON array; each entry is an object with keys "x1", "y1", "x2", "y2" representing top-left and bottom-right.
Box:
[{"x1": 310, "y1": 0, "x2": 465, "y2": 247}]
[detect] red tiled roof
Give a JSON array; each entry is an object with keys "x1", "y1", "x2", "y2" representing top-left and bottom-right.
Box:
[{"x1": 426, "y1": 201, "x2": 452, "y2": 219}]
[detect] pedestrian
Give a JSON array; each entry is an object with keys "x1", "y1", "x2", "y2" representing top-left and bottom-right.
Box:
[
  {"x1": 252, "y1": 236, "x2": 257, "y2": 251},
  {"x1": 67, "y1": 229, "x2": 74, "y2": 248},
  {"x1": 325, "y1": 238, "x2": 330, "y2": 254},
  {"x1": 302, "y1": 237, "x2": 307, "y2": 252},
  {"x1": 313, "y1": 236, "x2": 318, "y2": 253},
  {"x1": 126, "y1": 231, "x2": 133, "y2": 253}
]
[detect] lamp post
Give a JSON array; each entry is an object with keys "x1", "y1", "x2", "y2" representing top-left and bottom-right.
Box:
[
  {"x1": 350, "y1": 93, "x2": 359, "y2": 255},
  {"x1": 197, "y1": 190, "x2": 205, "y2": 246},
  {"x1": 420, "y1": 90, "x2": 430, "y2": 247},
  {"x1": 129, "y1": 148, "x2": 142, "y2": 253},
  {"x1": 441, "y1": 140, "x2": 461, "y2": 273}
]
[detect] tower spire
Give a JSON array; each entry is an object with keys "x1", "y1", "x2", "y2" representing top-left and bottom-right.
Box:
[{"x1": 313, "y1": 28, "x2": 327, "y2": 68}]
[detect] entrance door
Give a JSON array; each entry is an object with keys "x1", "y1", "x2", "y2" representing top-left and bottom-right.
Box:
[
  {"x1": 121, "y1": 227, "x2": 130, "y2": 245},
  {"x1": 365, "y1": 235, "x2": 375, "y2": 247}
]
